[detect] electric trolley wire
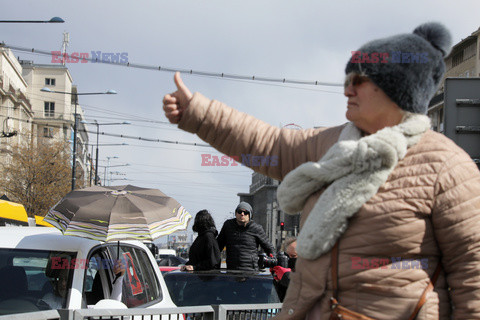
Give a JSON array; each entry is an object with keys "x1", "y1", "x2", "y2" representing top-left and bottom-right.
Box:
[
  {"x1": 3, "y1": 42, "x2": 344, "y2": 88},
  {"x1": 4, "y1": 116, "x2": 211, "y2": 147}
]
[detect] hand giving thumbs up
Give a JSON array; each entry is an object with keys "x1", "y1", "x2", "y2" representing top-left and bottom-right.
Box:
[{"x1": 163, "y1": 72, "x2": 193, "y2": 124}]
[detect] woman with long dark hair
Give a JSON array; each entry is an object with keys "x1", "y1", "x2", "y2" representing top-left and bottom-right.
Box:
[{"x1": 182, "y1": 210, "x2": 221, "y2": 271}]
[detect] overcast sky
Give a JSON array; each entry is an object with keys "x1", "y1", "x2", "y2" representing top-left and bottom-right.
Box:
[{"x1": 2, "y1": 0, "x2": 480, "y2": 240}]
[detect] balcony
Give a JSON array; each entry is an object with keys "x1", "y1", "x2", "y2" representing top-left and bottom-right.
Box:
[{"x1": 2, "y1": 83, "x2": 33, "y2": 113}]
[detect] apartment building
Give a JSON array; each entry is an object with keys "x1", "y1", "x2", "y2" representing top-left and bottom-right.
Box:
[
  {"x1": 20, "y1": 61, "x2": 90, "y2": 187},
  {"x1": 0, "y1": 46, "x2": 34, "y2": 159},
  {"x1": 428, "y1": 26, "x2": 480, "y2": 132}
]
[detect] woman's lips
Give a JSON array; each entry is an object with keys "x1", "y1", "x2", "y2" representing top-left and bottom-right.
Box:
[{"x1": 347, "y1": 101, "x2": 358, "y2": 108}]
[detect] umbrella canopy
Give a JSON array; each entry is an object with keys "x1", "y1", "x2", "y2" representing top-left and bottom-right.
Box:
[{"x1": 44, "y1": 185, "x2": 191, "y2": 242}]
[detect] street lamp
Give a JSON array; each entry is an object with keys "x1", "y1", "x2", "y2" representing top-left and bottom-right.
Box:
[
  {"x1": 41, "y1": 87, "x2": 117, "y2": 190},
  {"x1": 0, "y1": 17, "x2": 65, "y2": 23},
  {"x1": 81, "y1": 120, "x2": 130, "y2": 186}
]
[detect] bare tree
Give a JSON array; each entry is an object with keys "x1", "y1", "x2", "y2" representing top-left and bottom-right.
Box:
[{"x1": 0, "y1": 133, "x2": 72, "y2": 217}]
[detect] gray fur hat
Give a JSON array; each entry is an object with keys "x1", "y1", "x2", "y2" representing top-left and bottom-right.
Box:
[
  {"x1": 236, "y1": 201, "x2": 253, "y2": 218},
  {"x1": 345, "y1": 22, "x2": 452, "y2": 114}
]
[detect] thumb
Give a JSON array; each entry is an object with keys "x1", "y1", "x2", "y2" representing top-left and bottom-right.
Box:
[{"x1": 174, "y1": 72, "x2": 192, "y2": 99}]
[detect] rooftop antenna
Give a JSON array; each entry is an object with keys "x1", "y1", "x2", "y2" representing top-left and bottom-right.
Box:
[{"x1": 61, "y1": 31, "x2": 69, "y2": 66}]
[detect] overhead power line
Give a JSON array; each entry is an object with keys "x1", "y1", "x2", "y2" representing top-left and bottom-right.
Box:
[
  {"x1": 5, "y1": 116, "x2": 211, "y2": 147},
  {"x1": 3, "y1": 43, "x2": 343, "y2": 87}
]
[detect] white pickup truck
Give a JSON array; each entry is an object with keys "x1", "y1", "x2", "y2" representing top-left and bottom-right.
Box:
[{"x1": 0, "y1": 227, "x2": 178, "y2": 316}]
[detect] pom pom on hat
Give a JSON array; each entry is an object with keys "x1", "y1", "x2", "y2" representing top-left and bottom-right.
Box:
[
  {"x1": 345, "y1": 22, "x2": 452, "y2": 114},
  {"x1": 413, "y1": 22, "x2": 452, "y2": 57}
]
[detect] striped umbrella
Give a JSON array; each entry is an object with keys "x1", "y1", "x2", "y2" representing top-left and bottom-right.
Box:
[{"x1": 45, "y1": 185, "x2": 191, "y2": 242}]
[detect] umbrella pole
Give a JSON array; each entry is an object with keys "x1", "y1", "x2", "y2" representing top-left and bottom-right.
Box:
[{"x1": 117, "y1": 240, "x2": 120, "y2": 260}]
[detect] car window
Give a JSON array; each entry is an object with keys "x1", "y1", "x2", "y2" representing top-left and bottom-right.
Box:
[
  {"x1": 157, "y1": 255, "x2": 186, "y2": 266},
  {"x1": 157, "y1": 258, "x2": 171, "y2": 266},
  {"x1": 0, "y1": 248, "x2": 75, "y2": 315},
  {"x1": 171, "y1": 256, "x2": 186, "y2": 265},
  {"x1": 118, "y1": 246, "x2": 162, "y2": 308},
  {"x1": 164, "y1": 272, "x2": 280, "y2": 306},
  {"x1": 83, "y1": 250, "x2": 114, "y2": 306}
]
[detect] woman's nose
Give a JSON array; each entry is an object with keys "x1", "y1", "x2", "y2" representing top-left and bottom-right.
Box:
[{"x1": 344, "y1": 84, "x2": 355, "y2": 97}]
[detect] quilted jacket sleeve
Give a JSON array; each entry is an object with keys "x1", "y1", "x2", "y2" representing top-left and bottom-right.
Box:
[
  {"x1": 432, "y1": 151, "x2": 480, "y2": 319},
  {"x1": 178, "y1": 92, "x2": 341, "y2": 180},
  {"x1": 253, "y1": 223, "x2": 275, "y2": 256}
]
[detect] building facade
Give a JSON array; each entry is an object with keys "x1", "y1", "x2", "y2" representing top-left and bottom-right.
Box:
[
  {"x1": 20, "y1": 61, "x2": 90, "y2": 187},
  {"x1": 0, "y1": 47, "x2": 34, "y2": 161},
  {"x1": 428, "y1": 27, "x2": 480, "y2": 132},
  {"x1": 0, "y1": 46, "x2": 91, "y2": 189}
]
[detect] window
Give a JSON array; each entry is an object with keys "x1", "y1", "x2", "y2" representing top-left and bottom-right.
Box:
[
  {"x1": 116, "y1": 246, "x2": 162, "y2": 307},
  {"x1": 83, "y1": 245, "x2": 162, "y2": 309},
  {"x1": 45, "y1": 78, "x2": 56, "y2": 86},
  {"x1": 452, "y1": 51, "x2": 464, "y2": 68},
  {"x1": 43, "y1": 127, "x2": 54, "y2": 138},
  {"x1": 163, "y1": 272, "x2": 280, "y2": 306},
  {"x1": 0, "y1": 248, "x2": 76, "y2": 314},
  {"x1": 44, "y1": 102, "x2": 55, "y2": 118}
]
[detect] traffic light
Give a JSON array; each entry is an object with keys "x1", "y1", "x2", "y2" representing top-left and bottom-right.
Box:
[{"x1": 280, "y1": 222, "x2": 285, "y2": 231}]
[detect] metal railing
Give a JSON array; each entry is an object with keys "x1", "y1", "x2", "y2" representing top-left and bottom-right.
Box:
[
  {"x1": 214, "y1": 303, "x2": 282, "y2": 320},
  {"x1": 0, "y1": 304, "x2": 282, "y2": 320},
  {"x1": 71, "y1": 306, "x2": 214, "y2": 320}
]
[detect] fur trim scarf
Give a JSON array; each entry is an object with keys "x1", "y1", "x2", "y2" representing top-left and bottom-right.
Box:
[{"x1": 277, "y1": 114, "x2": 431, "y2": 260}]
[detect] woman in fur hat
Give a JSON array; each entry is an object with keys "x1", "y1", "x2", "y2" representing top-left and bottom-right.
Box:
[{"x1": 163, "y1": 23, "x2": 480, "y2": 319}]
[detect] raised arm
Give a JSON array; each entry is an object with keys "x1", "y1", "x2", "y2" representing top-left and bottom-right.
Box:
[{"x1": 163, "y1": 72, "x2": 342, "y2": 181}]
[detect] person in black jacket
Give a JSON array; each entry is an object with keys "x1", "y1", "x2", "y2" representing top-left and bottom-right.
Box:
[
  {"x1": 182, "y1": 210, "x2": 221, "y2": 271},
  {"x1": 271, "y1": 237, "x2": 297, "y2": 302},
  {"x1": 217, "y1": 202, "x2": 275, "y2": 270}
]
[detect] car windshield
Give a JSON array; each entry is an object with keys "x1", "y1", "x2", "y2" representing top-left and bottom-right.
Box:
[
  {"x1": 0, "y1": 248, "x2": 76, "y2": 315},
  {"x1": 164, "y1": 272, "x2": 280, "y2": 306}
]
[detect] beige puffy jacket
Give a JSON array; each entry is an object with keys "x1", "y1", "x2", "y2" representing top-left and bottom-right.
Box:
[{"x1": 179, "y1": 93, "x2": 480, "y2": 319}]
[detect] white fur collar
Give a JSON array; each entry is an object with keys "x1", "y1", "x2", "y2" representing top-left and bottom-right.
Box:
[{"x1": 277, "y1": 114, "x2": 430, "y2": 260}]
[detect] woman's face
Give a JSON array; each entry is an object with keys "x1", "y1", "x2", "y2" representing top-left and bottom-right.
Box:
[{"x1": 344, "y1": 73, "x2": 403, "y2": 134}]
